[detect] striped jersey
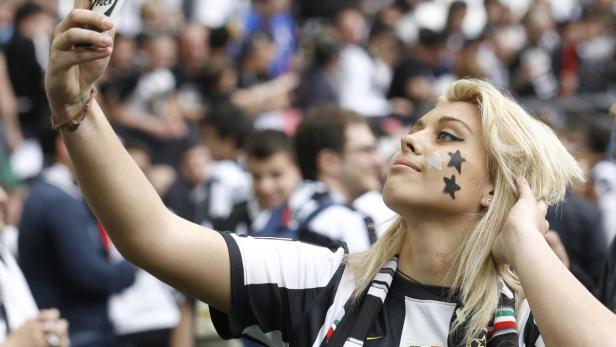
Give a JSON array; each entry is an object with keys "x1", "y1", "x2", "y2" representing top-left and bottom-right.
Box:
[{"x1": 211, "y1": 233, "x2": 542, "y2": 347}]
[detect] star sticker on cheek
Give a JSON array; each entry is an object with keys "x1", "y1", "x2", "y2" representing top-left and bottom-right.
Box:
[
  {"x1": 443, "y1": 175, "x2": 461, "y2": 200},
  {"x1": 448, "y1": 150, "x2": 466, "y2": 174}
]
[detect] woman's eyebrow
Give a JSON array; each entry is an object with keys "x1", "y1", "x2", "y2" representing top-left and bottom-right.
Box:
[
  {"x1": 438, "y1": 116, "x2": 474, "y2": 134},
  {"x1": 408, "y1": 120, "x2": 424, "y2": 133}
]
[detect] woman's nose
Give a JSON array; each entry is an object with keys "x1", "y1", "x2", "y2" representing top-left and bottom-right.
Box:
[{"x1": 401, "y1": 133, "x2": 423, "y2": 155}]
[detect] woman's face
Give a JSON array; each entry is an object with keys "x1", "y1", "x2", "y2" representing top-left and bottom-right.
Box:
[{"x1": 383, "y1": 101, "x2": 492, "y2": 218}]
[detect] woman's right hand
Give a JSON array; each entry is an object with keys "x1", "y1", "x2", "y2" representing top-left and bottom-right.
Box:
[{"x1": 45, "y1": 0, "x2": 115, "y2": 123}]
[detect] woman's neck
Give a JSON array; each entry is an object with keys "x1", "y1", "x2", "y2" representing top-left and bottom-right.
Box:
[{"x1": 397, "y1": 215, "x2": 474, "y2": 287}]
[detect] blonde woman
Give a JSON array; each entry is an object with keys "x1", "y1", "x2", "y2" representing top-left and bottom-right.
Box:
[{"x1": 45, "y1": 3, "x2": 616, "y2": 347}]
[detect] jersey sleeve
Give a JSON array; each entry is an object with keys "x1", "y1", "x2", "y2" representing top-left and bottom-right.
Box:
[{"x1": 210, "y1": 232, "x2": 347, "y2": 345}]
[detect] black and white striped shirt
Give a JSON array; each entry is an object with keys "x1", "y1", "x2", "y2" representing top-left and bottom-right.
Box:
[{"x1": 210, "y1": 234, "x2": 542, "y2": 347}]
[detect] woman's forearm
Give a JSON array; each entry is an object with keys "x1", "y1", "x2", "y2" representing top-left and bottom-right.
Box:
[
  {"x1": 512, "y1": 232, "x2": 616, "y2": 347},
  {"x1": 61, "y1": 99, "x2": 174, "y2": 263}
]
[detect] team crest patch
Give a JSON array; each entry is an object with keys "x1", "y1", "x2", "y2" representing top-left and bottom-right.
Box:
[{"x1": 466, "y1": 336, "x2": 487, "y2": 347}]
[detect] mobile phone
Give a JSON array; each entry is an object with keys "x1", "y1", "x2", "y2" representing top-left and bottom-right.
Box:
[{"x1": 76, "y1": 0, "x2": 127, "y2": 48}]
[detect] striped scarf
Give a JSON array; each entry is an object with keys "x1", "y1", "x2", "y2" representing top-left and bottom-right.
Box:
[
  {"x1": 319, "y1": 258, "x2": 518, "y2": 347},
  {"x1": 320, "y1": 257, "x2": 398, "y2": 347}
]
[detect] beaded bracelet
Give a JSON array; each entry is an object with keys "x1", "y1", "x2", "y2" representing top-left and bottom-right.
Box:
[{"x1": 51, "y1": 87, "x2": 97, "y2": 132}]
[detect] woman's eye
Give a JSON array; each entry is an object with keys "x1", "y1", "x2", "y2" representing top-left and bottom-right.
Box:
[{"x1": 438, "y1": 131, "x2": 463, "y2": 142}]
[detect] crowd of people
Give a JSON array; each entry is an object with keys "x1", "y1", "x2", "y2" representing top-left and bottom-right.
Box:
[{"x1": 0, "y1": 0, "x2": 616, "y2": 346}]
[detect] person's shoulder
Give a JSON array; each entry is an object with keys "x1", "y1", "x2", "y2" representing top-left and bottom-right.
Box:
[{"x1": 25, "y1": 179, "x2": 70, "y2": 201}]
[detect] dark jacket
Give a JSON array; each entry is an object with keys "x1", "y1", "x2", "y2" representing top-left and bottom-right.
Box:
[{"x1": 18, "y1": 165, "x2": 135, "y2": 347}]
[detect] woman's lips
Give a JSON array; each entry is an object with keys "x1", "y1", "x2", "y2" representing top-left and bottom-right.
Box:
[{"x1": 392, "y1": 158, "x2": 422, "y2": 172}]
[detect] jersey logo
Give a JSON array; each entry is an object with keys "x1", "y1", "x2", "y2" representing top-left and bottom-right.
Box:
[{"x1": 466, "y1": 336, "x2": 487, "y2": 347}]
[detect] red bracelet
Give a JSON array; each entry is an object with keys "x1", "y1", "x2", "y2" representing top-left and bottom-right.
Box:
[{"x1": 50, "y1": 87, "x2": 97, "y2": 132}]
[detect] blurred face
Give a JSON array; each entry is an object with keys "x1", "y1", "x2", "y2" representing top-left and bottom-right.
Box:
[
  {"x1": 179, "y1": 25, "x2": 209, "y2": 67},
  {"x1": 202, "y1": 125, "x2": 232, "y2": 161},
  {"x1": 383, "y1": 102, "x2": 491, "y2": 218},
  {"x1": 147, "y1": 36, "x2": 177, "y2": 69},
  {"x1": 337, "y1": 9, "x2": 367, "y2": 44},
  {"x1": 112, "y1": 36, "x2": 137, "y2": 70},
  {"x1": 181, "y1": 145, "x2": 211, "y2": 186},
  {"x1": 248, "y1": 152, "x2": 300, "y2": 209},
  {"x1": 339, "y1": 123, "x2": 382, "y2": 201}
]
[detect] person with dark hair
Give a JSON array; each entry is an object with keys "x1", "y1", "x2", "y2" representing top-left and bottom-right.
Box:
[
  {"x1": 296, "y1": 34, "x2": 341, "y2": 110},
  {"x1": 290, "y1": 105, "x2": 382, "y2": 251},
  {"x1": 19, "y1": 131, "x2": 135, "y2": 347},
  {"x1": 201, "y1": 103, "x2": 253, "y2": 216},
  {"x1": 238, "y1": 31, "x2": 277, "y2": 89},
  {"x1": 222, "y1": 129, "x2": 300, "y2": 236},
  {"x1": 588, "y1": 116, "x2": 616, "y2": 245},
  {"x1": 387, "y1": 28, "x2": 451, "y2": 117},
  {"x1": 3, "y1": 2, "x2": 53, "y2": 143},
  {"x1": 443, "y1": 0, "x2": 468, "y2": 52},
  {"x1": 102, "y1": 33, "x2": 188, "y2": 166}
]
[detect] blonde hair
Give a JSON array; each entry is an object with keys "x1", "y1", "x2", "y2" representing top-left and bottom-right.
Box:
[{"x1": 346, "y1": 79, "x2": 584, "y2": 343}]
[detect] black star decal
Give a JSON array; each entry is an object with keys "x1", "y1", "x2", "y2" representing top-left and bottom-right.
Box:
[
  {"x1": 448, "y1": 150, "x2": 466, "y2": 174},
  {"x1": 443, "y1": 175, "x2": 461, "y2": 200}
]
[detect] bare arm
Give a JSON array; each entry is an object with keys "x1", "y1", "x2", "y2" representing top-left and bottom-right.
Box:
[
  {"x1": 44, "y1": 2, "x2": 230, "y2": 312},
  {"x1": 493, "y1": 178, "x2": 616, "y2": 347}
]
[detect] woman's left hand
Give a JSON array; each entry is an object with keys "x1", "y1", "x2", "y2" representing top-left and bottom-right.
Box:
[
  {"x1": 492, "y1": 177, "x2": 550, "y2": 265},
  {"x1": 45, "y1": 0, "x2": 115, "y2": 123}
]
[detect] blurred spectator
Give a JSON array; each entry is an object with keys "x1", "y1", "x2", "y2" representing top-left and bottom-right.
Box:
[
  {"x1": 99, "y1": 34, "x2": 138, "y2": 87},
  {"x1": 201, "y1": 103, "x2": 253, "y2": 218},
  {"x1": 18, "y1": 131, "x2": 136, "y2": 347},
  {"x1": 0, "y1": 184, "x2": 70, "y2": 347},
  {"x1": 296, "y1": 32, "x2": 341, "y2": 110},
  {"x1": 590, "y1": 117, "x2": 616, "y2": 245},
  {"x1": 509, "y1": 4, "x2": 559, "y2": 99},
  {"x1": 442, "y1": 0, "x2": 468, "y2": 53},
  {"x1": 163, "y1": 142, "x2": 236, "y2": 229},
  {"x1": 0, "y1": 0, "x2": 16, "y2": 45},
  {"x1": 576, "y1": 12, "x2": 616, "y2": 94},
  {"x1": 140, "y1": 0, "x2": 183, "y2": 35},
  {"x1": 388, "y1": 28, "x2": 453, "y2": 119},
  {"x1": 238, "y1": 30, "x2": 277, "y2": 88},
  {"x1": 335, "y1": 7, "x2": 391, "y2": 117},
  {"x1": 368, "y1": 24, "x2": 402, "y2": 105},
  {"x1": 454, "y1": 38, "x2": 487, "y2": 80},
  {"x1": 291, "y1": 105, "x2": 381, "y2": 252},
  {"x1": 103, "y1": 33, "x2": 188, "y2": 166},
  {"x1": 0, "y1": 51, "x2": 20, "y2": 153},
  {"x1": 599, "y1": 232, "x2": 616, "y2": 313},
  {"x1": 3, "y1": 2, "x2": 53, "y2": 143},
  {"x1": 243, "y1": 0, "x2": 297, "y2": 76},
  {"x1": 551, "y1": 20, "x2": 583, "y2": 98},
  {"x1": 546, "y1": 191, "x2": 607, "y2": 293},
  {"x1": 174, "y1": 24, "x2": 210, "y2": 125},
  {"x1": 224, "y1": 129, "x2": 300, "y2": 236}
]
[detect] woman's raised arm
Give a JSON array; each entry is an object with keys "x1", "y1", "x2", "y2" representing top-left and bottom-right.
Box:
[
  {"x1": 44, "y1": 1, "x2": 230, "y2": 312},
  {"x1": 493, "y1": 177, "x2": 616, "y2": 347}
]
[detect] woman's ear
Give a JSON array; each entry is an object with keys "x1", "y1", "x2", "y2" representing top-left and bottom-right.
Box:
[{"x1": 479, "y1": 185, "x2": 495, "y2": 209}]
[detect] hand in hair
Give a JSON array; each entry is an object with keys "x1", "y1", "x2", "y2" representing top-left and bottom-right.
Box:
[{"x1": 492, "y1": 176, "x2": 549, "y2": 265}]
